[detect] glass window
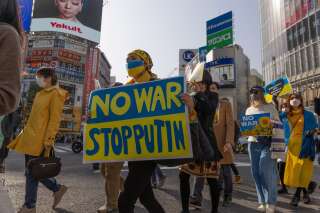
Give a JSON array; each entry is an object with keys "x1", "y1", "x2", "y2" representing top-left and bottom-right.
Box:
[
  {"x1": 303, "y1": 18, "x2": 310, "y2": 43},
  {"x1": 298, "y1": 21, "x2": 304, "y2": 45},
  {"x1": 307, "y1": 45, "x2": 313, "y2": 71},
  {"x1": 301, "y1": 48, "x2": 307, "y2": 73},
  {"x1": 310, "y1": 15, "x2": 316, "y2": 40},
  {"x1": 296, "y1": 51, "x2": 302, "y2": 74},
  {"x1": 316, "y1": 11, "x2": 320, "y2": 37},
  {"x1": 293, "y1": 25, "x2": 298, "y2": 48},
  {"x1": 314, "y1": 43, "x2": 320, "y2": 68}
]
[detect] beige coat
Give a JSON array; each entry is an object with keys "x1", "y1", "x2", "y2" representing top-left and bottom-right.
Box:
[{"x1": 213, "y1": 99, "x2": 235, "y2": 165}]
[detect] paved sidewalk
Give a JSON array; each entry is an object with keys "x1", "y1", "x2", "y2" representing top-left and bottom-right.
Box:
[{"x1": 0, "y1": 181, "x2": 15, "y2": 213}]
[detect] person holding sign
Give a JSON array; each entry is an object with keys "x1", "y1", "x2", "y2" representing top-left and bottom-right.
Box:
[
  {"x1": 281, "y1": 94, "x2": 318, "y2": 207},
  {"x1": 117, "y1": 50, "x2": 165, "y2": 213},
  {"x1": 179, "y1": 69, "x2": 222, "y2": 213},
  {"x1": 245, "y1": 86, "x2": 279, "y2": 213}
]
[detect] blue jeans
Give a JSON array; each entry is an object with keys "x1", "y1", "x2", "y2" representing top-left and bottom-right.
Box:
[
  {"x1": 24, "y1": 155, "x2": 60, "y2": 209},
  {"x1": 151, "y1": 165, "x2": 165, "y2": 184},
  {"x1": 248, "y1": 143, "x2": 278, "y2": 205},
  {"x1": 191, "y1": 177, "x2": 205, "y2": 202}
]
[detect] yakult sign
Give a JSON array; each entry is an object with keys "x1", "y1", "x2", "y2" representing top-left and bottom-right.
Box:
[{"x1": 31, "y1": 0, "x2": 103, "y2": 43}]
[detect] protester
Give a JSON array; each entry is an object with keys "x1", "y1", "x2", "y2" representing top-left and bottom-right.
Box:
[
  {"x1": 245, "y1": 86, "x2": 279, "y2": 213},
  {"x1": 281, "y1": 94, "x2": 318, "y2": 207},
  {"x1": 277, "y1": 101, "x2": 289, "y2": 194},
  {"x1": 190, "y1": 82, "x2": 235, "y2": 208},
  {"x1": 97, "y1": 82, "x2": 125, "y2": 213},
  {"x1": 8, "y1": 68, "x2": 68, "y2": 213},
  {"x1": 117, "y1": 50, "x2": 165, "y2": 213},
  {"x1": 151, "y1": 165, "x2": 167, "y2": 188},
  {"x1": 0, "y1": 106, "x2": 22, "y2": 173},
  {"x1": 179, "y1": 70, "x2": 222, "y2": 213},
  {"x1": 0, "y1": 0, "x2": 23, "y2": 116}
]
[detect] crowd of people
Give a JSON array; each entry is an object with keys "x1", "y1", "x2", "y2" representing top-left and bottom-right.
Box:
[{"x1": 0, "y1": 1, "x2": 319, "y2": 213}]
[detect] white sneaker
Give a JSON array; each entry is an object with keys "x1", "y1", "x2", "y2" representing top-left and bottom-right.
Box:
[
  {"x1": 257, "y1": 204, "x2": 266, "y2": 212},
  {"x1": 266, "y1": 204, "x2": 276, "y2": 213}
]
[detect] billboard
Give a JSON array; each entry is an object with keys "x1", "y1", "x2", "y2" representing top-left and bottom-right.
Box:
[
  {"x1": 19, "y1": 0, "x2": 33, "y2": 32},
  {"x1": 207, "y1": 11, "x2": 233, "y2": 52},
  {"x1": 198, "y1": 46, "x2": 207, "y2": 62},
  {"x1": 205, "y1": 58, "x2": 235, "y2": 88},
  {"x1": 179, "y1": 49, "x2": 197, "y2": 76},
  {"x1": 31, "y1": 0, "x2": 103, "y2": 43}
]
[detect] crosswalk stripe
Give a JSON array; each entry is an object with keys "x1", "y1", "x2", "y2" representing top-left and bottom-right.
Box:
[
  {"x1": 54, "y1": 148, "x2": 67, "y2": 153},
  {"x1": 55, "y1": 146, "x2": 73, "y2": 152}
]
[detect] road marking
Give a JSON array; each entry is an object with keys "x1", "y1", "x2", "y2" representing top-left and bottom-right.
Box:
[{"x1": 55, "y1": 146, "x2": 73, "y2": 152}]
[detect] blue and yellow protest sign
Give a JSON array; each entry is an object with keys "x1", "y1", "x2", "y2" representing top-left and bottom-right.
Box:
[
  {"x1": 240, "y1": 113, "x2": 272, "y2": 137},
  {"x1": 84, "y1": 77, "x2": 192, "y2": 163},
  {"x1": 264, "y1": 76, "x2": 292, "y2": 103}
]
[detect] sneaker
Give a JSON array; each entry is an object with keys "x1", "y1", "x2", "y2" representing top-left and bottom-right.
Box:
[
  {"x1": 303, "y1": 193, "x2": 311, "y2": 204},
  {"x1": 266, "y1": 204, "x2": 276, "y2": 213},
  {"x1": 257, "y1": 204, "x2": 266, "y2": 212},
  {"x1": 53, "y1": 185, "x2": 68, "y2": 209},
  {"x1": 189, "y1": 198, "x2": 202, "y2": 209},
  {"x1": 278, "y1": 188, "x2": 288, "y2": 194},
  {"x1": 290, "y1": 196, "x2": 300, "y2": 207},
  {"x1": 234, "y1": 175, "x2": 241, "y2": 184},
  {"x1": 157, "y1": 176, "x2": 167, "y2": 188},
  {"x1": 308, "y1": 181, "x2": 317, "y2": 194},
  {"x1": 17, "y1": 206, "x2": 36, "y2": 213}
]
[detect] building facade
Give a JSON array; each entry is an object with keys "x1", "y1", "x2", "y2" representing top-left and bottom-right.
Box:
[
  {"x1": 22, "y1": 32, "x2": 110, "y2": 136},
  {"x1": 260, "y1": 0, "x2": 320, "y2": 106},
  {"x1": 206, "y1": 45, "x2": 251, "y2": 119}
]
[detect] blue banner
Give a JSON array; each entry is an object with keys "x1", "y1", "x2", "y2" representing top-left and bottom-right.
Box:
[
  {"x1": 207, "y1": 11, "x2": 233, "y2": 35},
  {"x1": 205, "y1": 58, "x2": 234, "y2": 68},
  {"x1": 87, "y1": 77, "x2": 186, "y2": 124},
  {"x1": 19, "y1": 0, "x2": 33, "y2": 32}
]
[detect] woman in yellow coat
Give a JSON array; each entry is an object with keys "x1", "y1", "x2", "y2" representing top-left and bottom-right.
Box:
[
  {"x1": 281, "y1": 94, "x2": 318, "y2": 207},
  {"x1": 8, "y1": 68, "x2": 68, "y2": 213}
]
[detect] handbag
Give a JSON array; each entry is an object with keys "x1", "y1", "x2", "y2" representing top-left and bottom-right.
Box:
[{"x1": 27, "y1": 148, "x2": 61, "y2": 180}]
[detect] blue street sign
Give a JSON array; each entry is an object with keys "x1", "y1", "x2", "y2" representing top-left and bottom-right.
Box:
[
  {"x1": 205, "y1": 58, "x2": 234, "y2": 68},
  {"x1": 198, "y1": 46, "x2": 207, "y2": 62},
  {"x1": 207, "y1": 11, "x2": 233, "y2": 35}
]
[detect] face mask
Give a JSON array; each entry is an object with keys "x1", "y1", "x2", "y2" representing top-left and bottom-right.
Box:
[
  {"x1": 290, "y1": 98, "x2": 301, "y2": 107},
  {"x1": 127, "y1": 60, "x2": 150, "y2": 82},
  {"x1": 36, "y1": 77, "x2": 46, "y2": 88}
]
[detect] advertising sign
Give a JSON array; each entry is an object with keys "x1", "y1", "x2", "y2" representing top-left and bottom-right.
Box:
[
  {"x1": 19, "y1": 0, "x2": 33, "y2": 32},
  {"x1": 264, "y1": 76, "x2": 293, "y2": 103},
  {"x1": 83, "y1": 48, "x2": 95, "y2": 118},
  {"x1": 83, "y1": 77, "x2": 192, "y2": 163},
  {"x1": 207, "y1": 11, "x2": 233, "y2": 52},
  {"x1": 31, "y1": 0, "x2": 103, "y2": 43},
  {"x1": 199, "y1": 46, "x2": 207, "y2": 62},
  {"x1": 240, "y1": 113, "x2": 272, "y2": 137},
  {"x1": 179, "y1": 49, "x2": 197, "y2": 76},
  {"x1": 205, "y1": 58, "x2": 235, "y2": 88}
]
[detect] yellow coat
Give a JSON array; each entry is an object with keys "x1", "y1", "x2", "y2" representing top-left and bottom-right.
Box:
[{"x1": 8, "y1": 86, "x2": 67, "y2": 157}]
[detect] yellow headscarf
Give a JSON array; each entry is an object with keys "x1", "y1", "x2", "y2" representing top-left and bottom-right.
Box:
[{"x1": 127, "y1": 49, "x2": 157, "y2": 83}]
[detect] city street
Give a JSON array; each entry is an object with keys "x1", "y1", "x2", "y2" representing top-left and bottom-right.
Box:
[{"x1": 2, "y1": 144, "x2": 320, "y2": 213}]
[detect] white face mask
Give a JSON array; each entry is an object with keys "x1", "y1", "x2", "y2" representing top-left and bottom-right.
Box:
[
  {"x1": 290, "y1": 98, "x2": 301, "y2": 107},
  {"x1": 36, "y1": 77, "x2": 46, "y2": 88}
]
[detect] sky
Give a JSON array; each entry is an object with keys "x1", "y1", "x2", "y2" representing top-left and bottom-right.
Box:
[{"x1": 99, "y1": 0, "x2": 261, "y2": 83}]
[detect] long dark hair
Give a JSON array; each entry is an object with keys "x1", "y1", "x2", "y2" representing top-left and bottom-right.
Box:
[{"x1": 0, "y1": 0, "x2": 23, "y2": 37}]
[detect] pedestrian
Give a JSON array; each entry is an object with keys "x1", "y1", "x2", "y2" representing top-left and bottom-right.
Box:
[
  {"x1": 277, "y1": 101, "x2": 289, "y2": 194},
  {"x1": 245, "y1": 86, "x2": 279, "y2": 213},
  {"x1": 97, "y1": 82, "x2": 125, "y2": 213},
  {"x1": 117, "y1": 49, "x2": 165, "y2": 213},
  {"x1": 8, "y1": 68, "x2": 69, "y2": 213},
  {"x1": 151, "y1": 165, "x2": 167, "y2": 188},
  {"x1": 0, "y1": 0, "x2": 23, "y2": 116},
  {"x1": 281, "y1": 93, "x2": 318, "y2": 207},
  {"x1": 232, "y1": 121, "x2": 242, "y2": 184},
  {"x1": 0, "y1": 105, "x2": 22, "y2": 173},
  {"x1": 190, "y1": 82, "x2": 235, "y2": 208},
  {"x1": 179, "y1": 69, "x2": 222, "y2": 213}
]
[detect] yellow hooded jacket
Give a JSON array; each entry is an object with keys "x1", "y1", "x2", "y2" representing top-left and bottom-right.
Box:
[{"x1": 8, "y1": 86, "x2": 68, "y2": 156}]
